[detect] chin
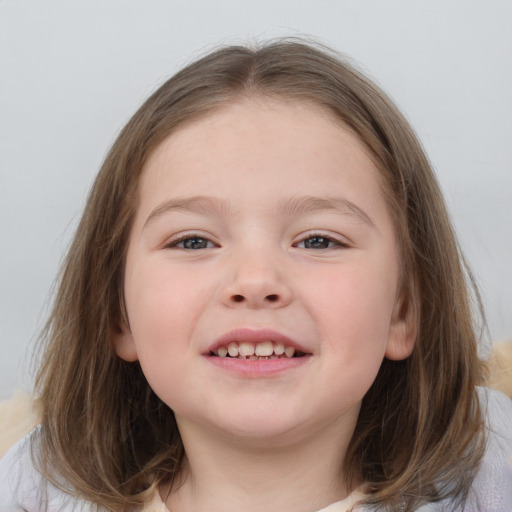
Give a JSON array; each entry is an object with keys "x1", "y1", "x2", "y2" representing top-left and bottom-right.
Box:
[{"x1": 208, "y1": 410, "x2": 315, "y2": 446}]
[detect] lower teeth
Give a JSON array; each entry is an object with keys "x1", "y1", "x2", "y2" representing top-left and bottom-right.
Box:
[{"x1": 232, "y1": 354, "x2": 290, "y2": 360}]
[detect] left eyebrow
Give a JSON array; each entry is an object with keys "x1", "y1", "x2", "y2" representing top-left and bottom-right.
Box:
[{"x1": 277, "y1": 195, "x2": 375, "y2": 228}]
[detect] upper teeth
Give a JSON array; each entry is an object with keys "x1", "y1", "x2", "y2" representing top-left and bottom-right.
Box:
[{"x1": 215, "y1": 341, "x2": 296, "y2": 358}]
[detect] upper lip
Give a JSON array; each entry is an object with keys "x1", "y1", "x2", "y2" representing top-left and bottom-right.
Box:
[{"x1": 206, "y1": 328, "x2": 309, "y2": 355}]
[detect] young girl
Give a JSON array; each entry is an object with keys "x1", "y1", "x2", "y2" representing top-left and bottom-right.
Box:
[{"x1": 1, "y1": 39, "x2": 511, "y2": 512}]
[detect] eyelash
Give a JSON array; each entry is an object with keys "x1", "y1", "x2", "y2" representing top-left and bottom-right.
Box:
[
  {"x1": 164, "y1": 232, "x2": 348, "y2": 250},
  {"x1": 294, "y1": 232, "x2": 349, "y2": 250},
  {"x1": 165, "y1": 234, "x2": 217, "y2": 250}
]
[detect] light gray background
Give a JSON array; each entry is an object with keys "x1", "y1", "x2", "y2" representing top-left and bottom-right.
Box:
[{"x1": 1, "y1": 1, "x2": 511, "y2": 400}]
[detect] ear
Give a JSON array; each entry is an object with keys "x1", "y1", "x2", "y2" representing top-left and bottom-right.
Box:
[
  {"x1": 112, "y1": 320, "x2": 139, "y2": 362},
  {"x1": 385, "y1": 288, "x2": 417, "y2": 361}
]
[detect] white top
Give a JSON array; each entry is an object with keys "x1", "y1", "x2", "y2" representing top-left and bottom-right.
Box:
[
  {"x1": 1, "y1": 388, "x2": 511, "y2": 512},
  {"x1": 142, "y1": 488, "x2": 364, "y2": 512}
]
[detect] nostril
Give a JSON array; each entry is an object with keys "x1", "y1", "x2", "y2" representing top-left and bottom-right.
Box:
[{"x1": 227, "y1": 293, "x2": 283, "y2": 306}]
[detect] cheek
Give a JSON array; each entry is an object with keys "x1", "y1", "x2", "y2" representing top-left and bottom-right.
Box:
[
  {"x1": 313, "y1": 274, "x2": 394, "y2": 405},
  {"x1": 306, "y1": 260, "x2": 398, "y2": 357},
  {"x1": 124, "y1": 260, "x2": 212, "y2": 358},
  {"x1": 129, "y1": 257, "x2": 203, "y2": 310},
  {"x1": 123, "y1": 262, "x2": 199, "y2": 406}
]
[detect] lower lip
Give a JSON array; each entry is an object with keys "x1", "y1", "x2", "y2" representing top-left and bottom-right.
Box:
[{"x1": 205, "y1": 355, "x2": 310, "y2": 377}]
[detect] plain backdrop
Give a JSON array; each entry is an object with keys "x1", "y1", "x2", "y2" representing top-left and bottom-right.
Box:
[{"x1": 1, "y1": 0, "x2": 511, "y2": 400}]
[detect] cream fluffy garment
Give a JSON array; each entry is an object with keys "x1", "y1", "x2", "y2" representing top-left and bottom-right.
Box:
[
  {"x1": 0, "y1": 389, "x2": 40, "y2": 459},
  {"x1": 489, "y1": 340, "x2": 512, "y2": 398}
]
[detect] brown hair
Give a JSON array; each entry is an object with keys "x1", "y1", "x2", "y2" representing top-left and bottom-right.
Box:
[{"x1": 34, "y1": 39, "x2": 486, "y2": 511}]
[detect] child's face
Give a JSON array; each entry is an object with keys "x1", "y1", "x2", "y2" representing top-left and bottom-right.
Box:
[{"x1": 114, "y1": 99, "x2": 414, "y2": 446}]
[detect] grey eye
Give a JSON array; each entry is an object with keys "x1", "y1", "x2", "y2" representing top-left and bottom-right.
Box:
[
  {"x1": 301, "y1": 236, "x2": 337, "y2": 249},
  {"x1": 173, "y1": 237, "x2": 214, "y2": 249}
]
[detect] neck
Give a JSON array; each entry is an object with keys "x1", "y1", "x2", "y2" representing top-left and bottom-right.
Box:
[{"x1": 163, "y1": 416, "x2": 358, "y2": 512}]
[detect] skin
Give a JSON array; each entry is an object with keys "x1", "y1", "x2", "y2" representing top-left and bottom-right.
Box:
[{"x1": 114, "y1": 98, "x2": 416, "y2": 512}]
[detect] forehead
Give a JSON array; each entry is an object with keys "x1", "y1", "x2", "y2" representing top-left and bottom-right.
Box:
[{"x1": 141, "y1": 97, "x2": 382, "y2": 194}]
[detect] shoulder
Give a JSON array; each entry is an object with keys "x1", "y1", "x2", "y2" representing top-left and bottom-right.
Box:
[
  {"x1": 0, "y1": 427, "x2": 93, "y2": 512},
  {"x1": 467, "y1": 387, "x2": 512, "y2": 510},
  {"x1": 386, "y1": 388, "x2": 512, "y2": 512},
  {"x1": 417, "y1": 388, "x2": 512, "y2": 512},
  {"x1": 0, "y1": 428, "x2": 44, "y2": 511},
  {"x1": 481, "y1": 386, "x2": 512, "y2": 433},
  {"x1": 478, "y1": 387, "x2": 512, "y2": 470}
]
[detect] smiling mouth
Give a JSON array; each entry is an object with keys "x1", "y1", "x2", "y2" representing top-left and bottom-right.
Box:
[{"x1": 211, "y1": 340, "x2": 306, "y2": 360}]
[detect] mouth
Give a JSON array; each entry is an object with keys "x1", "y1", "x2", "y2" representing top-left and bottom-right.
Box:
[
  {"x1": 211, "y1": 340, "x2": 306, "y2": 360},
  {"x1": 208, "y1": 328, "x2": 309, "y2": 361}
]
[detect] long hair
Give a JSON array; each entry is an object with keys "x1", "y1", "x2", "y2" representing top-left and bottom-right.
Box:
[{"x1": 34, "y1": 39, "x2": 486, "y2": 511}]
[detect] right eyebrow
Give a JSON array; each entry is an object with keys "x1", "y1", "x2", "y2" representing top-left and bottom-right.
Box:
[{"x1": 143, "y1": 196, "x2": 229, "y2": 229}]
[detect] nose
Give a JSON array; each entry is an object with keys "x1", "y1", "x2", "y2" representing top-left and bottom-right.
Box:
[{"x1": 219, "y1": 253, "x2": 293, "y2": 309}]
